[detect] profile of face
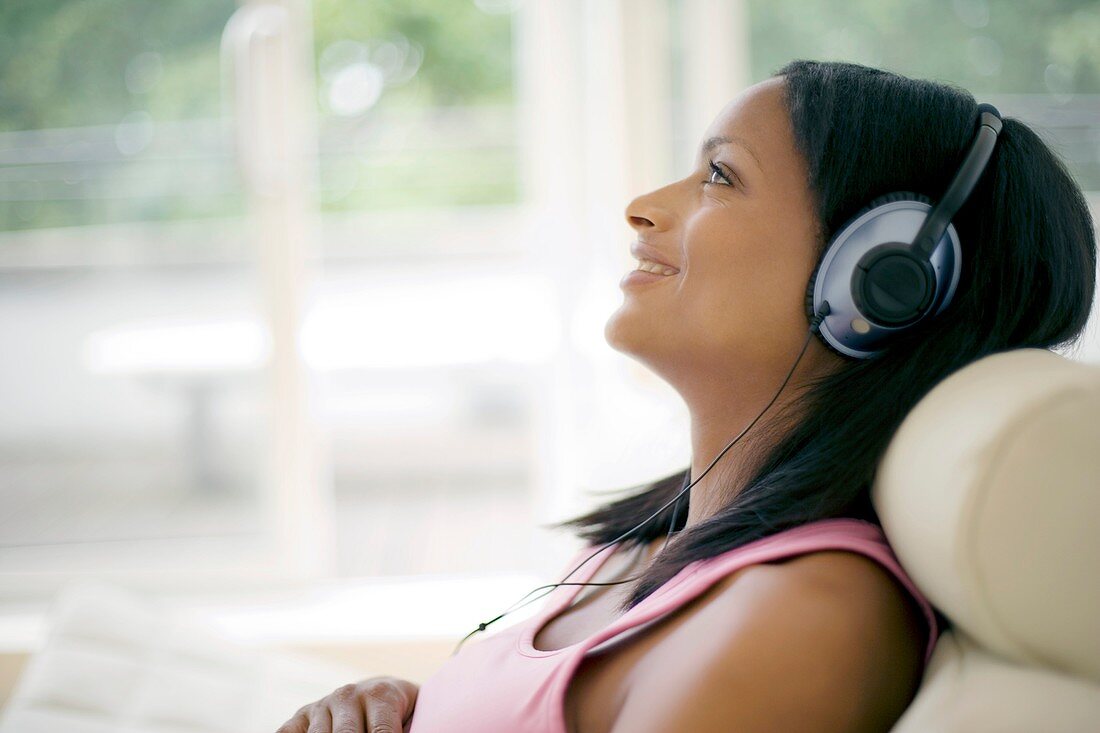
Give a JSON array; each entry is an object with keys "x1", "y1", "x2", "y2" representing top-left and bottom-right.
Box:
[{"x1": 605, "y1": 75, "x2": 847, "y2": 403}]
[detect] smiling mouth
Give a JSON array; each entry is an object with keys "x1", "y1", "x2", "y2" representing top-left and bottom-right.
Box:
[
  {"x1": 634, "y1": 258, "x2": 679, "y2": 276},
  {"x1": 621, "y1": 263, "x2": 679, "y2": 289}
]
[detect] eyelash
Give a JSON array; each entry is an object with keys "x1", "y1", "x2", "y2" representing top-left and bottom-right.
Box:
[{"x1": 705, "y1": 160, "x2": 736, "y2": 187}]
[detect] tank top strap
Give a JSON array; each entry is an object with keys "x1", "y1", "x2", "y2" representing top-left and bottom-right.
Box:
[
  {"x1": 680, "y1": 517, "x2": 939, "y2": 664},
  {"x1": 543, "y1": 518, "x2": 940, "y2": 729}
]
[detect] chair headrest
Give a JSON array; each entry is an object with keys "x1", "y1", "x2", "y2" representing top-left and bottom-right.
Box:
[{"x1": 873, "y1": 348, "x2": 1100, "y2": 682}]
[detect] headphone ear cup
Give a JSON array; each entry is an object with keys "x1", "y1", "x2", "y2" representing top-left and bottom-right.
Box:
[
  {"x1": 805, "y1": 191, "x2": 936, "y2": 358},
  {"x1": 804, "y1": 258, "x2": 850, "y2": 361},
  {"x1": 804, "y1": 254, "x2": 829, "y2": 327}
]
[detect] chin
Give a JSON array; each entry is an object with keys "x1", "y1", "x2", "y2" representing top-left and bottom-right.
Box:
[
  {"x1": 604, "y1": 311, "x2": 666, "y2": 364},
  {"x1": 603, "y1": 309, "x2": 635, "y2": 354}
]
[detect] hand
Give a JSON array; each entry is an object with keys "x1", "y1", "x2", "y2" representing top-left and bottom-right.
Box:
[{"x1": 276, "y1": 675, "x2": 419, "y2": 733}]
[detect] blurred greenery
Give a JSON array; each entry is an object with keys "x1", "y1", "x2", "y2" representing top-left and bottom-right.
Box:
[
  {"x1": 0, "y1": 0, "x2": 517, "y2": 232},
  {"x1": 0, "y1": 0, "x2": 1096, "y2": 234},
  {"x1": 740, "y1": 0, "x2": 1100, "y2": 190},
  {"x1": 747, "y1": 0, "x2": 1100, "y2": 94},
  {"x1": 312, "y1": 0, "x2": 513, "y2": 108},
  {"x1": 0, "y1": 0, "x2": 513, "y2": 129}
]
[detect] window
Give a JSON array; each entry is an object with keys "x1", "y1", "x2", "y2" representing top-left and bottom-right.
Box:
[
  {"x1": 0, "y1": 0, "x2": 276, "y2": 592},
  {"x1": 1, "y1": 0, "x2": 1096, "y2": 608}
]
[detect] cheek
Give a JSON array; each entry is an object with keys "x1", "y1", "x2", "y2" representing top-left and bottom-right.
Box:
[
  {"x1": 681, "y1": 215, "x2": 775, "y2": 304},
  {"x1": 680, "y1": 216, "x2": 814, "y2": 335}
]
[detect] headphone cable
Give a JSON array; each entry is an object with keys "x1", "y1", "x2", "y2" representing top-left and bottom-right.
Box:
[{"x1": 450, "y1": 303, "x2": 832, "y2": 656}]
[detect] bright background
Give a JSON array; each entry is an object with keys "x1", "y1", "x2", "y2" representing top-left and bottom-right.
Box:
[{"x1": 1, "y1": 0, "x2": 1098, "y2": 659}]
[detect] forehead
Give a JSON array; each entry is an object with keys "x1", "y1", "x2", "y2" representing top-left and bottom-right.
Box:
[{"x1": 700, "y1": 77, "x2": 790, "y2": 163}]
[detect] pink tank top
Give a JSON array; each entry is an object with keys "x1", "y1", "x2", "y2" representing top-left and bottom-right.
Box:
[{"x1": 406, "y1": 517, "x2": 940, "y2": 733}]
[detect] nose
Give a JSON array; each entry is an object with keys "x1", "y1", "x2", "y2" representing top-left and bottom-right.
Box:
[
  {"x1": 626, "y1": 210, "x2": 654, "y2": 230},
  {"x1": 624, "y1": 188, "x2": 674, "y2": 233}
]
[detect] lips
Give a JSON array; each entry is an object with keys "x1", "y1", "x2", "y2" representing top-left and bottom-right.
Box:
[{"x1": 629, "y1": 241, "x2": 680, "y2": 273}]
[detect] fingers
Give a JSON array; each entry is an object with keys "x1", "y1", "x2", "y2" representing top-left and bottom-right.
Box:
[
  {"x1": 330, "y1": 683, "x2": 366, "y2": 733},
  {"x1": 362, "y1": 681, "x2": 407, "y2": 733},
  {"x1": 383, "y1": 678, "x2": 419, "y2": 725},
  {"x1": 305, "y1": 705, "x2": 332, "y2": 733},
  {"x1": 275, "y1": 705, "x2": 312, "y2": 733},
  {"x1": 276, "y1": 677, "x2": 419, "y2": 733}
]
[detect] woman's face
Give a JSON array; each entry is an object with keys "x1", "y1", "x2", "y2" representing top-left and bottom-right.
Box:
[{"x1": 605, "y1": 76, "x2": 845, "y2": 393}]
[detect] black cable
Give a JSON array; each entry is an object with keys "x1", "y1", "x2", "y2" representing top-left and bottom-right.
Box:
[{"x1": 450, "y1": 303, "x2": 832, "y2": 656}]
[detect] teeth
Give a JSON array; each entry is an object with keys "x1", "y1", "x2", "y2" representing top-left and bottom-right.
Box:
[{"x1": 635, "y1": 259, "x2": 678, "y2": 276}]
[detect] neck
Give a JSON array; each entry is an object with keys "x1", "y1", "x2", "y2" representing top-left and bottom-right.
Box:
[
  {"x1": 645, "y1": 332, "x2": 846, "y2": 538},
  {"x1": 679, "y1": 364, "x2": 813, "y2": 532}
]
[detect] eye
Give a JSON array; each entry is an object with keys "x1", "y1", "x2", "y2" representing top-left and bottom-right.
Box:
[{"x1": 705, "y1": 160, "x2": 736, "y2": 187}]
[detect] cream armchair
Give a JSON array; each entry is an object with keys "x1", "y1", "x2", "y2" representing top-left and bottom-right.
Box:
[{"x1": 874, "y1": 347, "x2": 1100, "y2": 731}]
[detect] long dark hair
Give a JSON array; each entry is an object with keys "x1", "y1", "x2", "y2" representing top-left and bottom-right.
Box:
[{"x1": 544, "y1": 59, "x2": 1097, "y2": 616}]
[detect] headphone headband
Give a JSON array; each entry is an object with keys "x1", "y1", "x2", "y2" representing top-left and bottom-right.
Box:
[{"x1": 911, "y1": 104, "x2": 1004, "y2": 261}]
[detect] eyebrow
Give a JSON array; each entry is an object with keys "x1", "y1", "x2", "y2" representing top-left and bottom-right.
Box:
[{"x1": 701, "y1": 135, "x2": 762, "y2": 171}]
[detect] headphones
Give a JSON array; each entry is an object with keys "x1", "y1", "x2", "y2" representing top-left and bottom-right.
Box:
[
  {"x1": 806, "y1": 102, "x2": 1003, "y2": 359},
  {"x1": 451, "y1": 102, "x2": 1004, "y2": 657}
]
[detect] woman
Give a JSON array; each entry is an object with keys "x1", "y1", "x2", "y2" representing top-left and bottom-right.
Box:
[{"x1": 277, "y1": 59, "x2": 1096, "y2": 733}]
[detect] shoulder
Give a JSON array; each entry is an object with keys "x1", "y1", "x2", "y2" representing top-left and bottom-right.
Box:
[{"x1": 615, "y1": 550, "x2": 925, "y2": 733}]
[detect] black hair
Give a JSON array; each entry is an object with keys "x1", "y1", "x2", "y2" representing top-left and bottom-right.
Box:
[{"x1": 544, "y1": 59, "x2": 1097, "y2": 620}]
